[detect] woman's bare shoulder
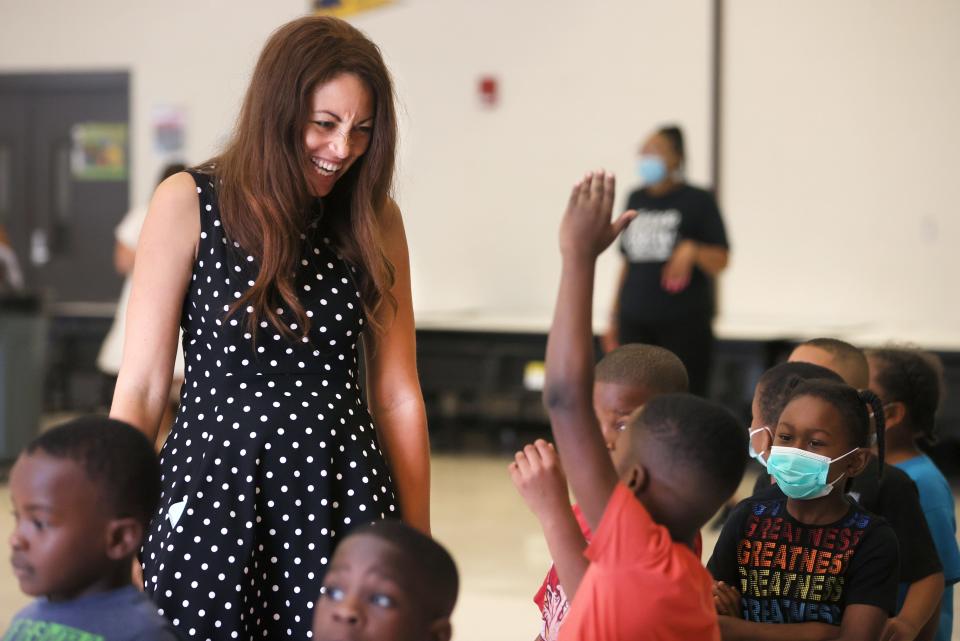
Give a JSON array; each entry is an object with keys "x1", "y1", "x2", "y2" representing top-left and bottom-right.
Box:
[{"x1": 152, "y1": 171, "x2": 201, "y2": 220}]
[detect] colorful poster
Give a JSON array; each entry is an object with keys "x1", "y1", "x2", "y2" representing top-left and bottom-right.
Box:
[
  {"x1": 312, "y1": 0, "x2": 395, "y2": 18},
  {"x1": 70, "y1": 122, "x2": 128, "y2": 181},
  {"x1": 152, "y1": 104, "x2": 186, "y2": 154}
]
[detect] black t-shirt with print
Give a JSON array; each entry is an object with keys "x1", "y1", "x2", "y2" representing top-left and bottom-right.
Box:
[
  {"x1": 618, "y1": 184, "x2": 728, "y2": 323},
  {"x1": 750, "y1": 458, "x2": 942, "y2": 585},
  {"x1": 707, "y1": 495, "x2": 899, "y2": 625}
]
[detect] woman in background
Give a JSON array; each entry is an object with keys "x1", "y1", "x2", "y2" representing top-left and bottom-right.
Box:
[{"x1": 604, "y1": 125, "x2": 729, "y2": 396}]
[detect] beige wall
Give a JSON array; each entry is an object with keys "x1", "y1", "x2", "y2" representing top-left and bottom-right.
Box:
[
  {"x1": 5, "y1": 1, "x2": 956, "y2": 344},
  {"x1": 720, "y1": 0, "x2": 960, "y2": 346},
  {"x1": 0, "y1": 0, "x2": 713, "y2": 321}
]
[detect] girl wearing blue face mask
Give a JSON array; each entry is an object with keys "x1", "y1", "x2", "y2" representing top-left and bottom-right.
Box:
[
  {"x1": 707, "y1": 379, "x2": 900, "y2": 640},
  {"x1": 604, "y1": 125, "x2": 729, "y2": 397}
]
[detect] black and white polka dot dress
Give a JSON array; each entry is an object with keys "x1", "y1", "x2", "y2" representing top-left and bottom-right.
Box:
[{"x1": 142, "y1": 170, "x2": 397, "y2": 640}]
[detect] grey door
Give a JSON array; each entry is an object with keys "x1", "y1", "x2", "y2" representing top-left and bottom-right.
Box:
[{"x1": 0, "y1": 72, "x2": 129, "y2": 303}]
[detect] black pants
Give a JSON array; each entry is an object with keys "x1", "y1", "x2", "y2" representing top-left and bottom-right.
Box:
[{"x1": 617, "y1": 315, "x2": 715, "y2": 397}]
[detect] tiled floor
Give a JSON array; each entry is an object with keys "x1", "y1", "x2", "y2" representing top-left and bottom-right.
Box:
[{"x1": 1, "y1": 455, "x2": 958, "y2": 640}]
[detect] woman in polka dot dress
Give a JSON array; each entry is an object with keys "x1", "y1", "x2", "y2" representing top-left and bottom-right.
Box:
[{"x1": 110, "y1": 17, "x2": 430, "y2": 640}]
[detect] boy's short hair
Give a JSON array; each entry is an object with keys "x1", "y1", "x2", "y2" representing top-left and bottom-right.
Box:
[
  {"x1": 348, "y1": 520, "x2": 459, "y2": 618},
  {"x1": 634, "y1": 394, "x2": 747, "y2": 506},
  {"x1": 596, "y1": 344, "x2": 688, "y2": 394},
  {"x1": 24, "y1": 416, "x2": 161, "y2": 526},
  {"x1": 756, "y1": 362, "x2": 843, "y2": 426},
  {"x1": 796, "y1": 338, "x2": 869, "y2": 389}
]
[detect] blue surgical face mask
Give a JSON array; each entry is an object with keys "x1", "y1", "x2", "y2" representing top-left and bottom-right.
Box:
[
  {"x1": 748, "y1": 426, "x2": 773, "y2": 466},
  {"x1": 766, "y1": 445, "x2": 859, "y2": 500},
  {"x1": 637, "y1": 154, "x2": 667, "y2": 185}
]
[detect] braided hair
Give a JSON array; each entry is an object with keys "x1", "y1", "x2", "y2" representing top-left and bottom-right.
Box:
[
  {"x1": 787, "y1": 380, "x2": 886, "y2": 473},
  {"x1": 868, "y1": 348, "x2": 943, "y2": 444},
  {"x1": 756, "y1": 361, "x2": 843, "y2": 427}
]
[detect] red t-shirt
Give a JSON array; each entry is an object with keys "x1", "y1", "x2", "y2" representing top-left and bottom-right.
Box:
[
  {"x1": 558, "y1": 484, "x2": 719, "y2": 641},
  {"x1": 533, "y1": 505, "x2": 593, "y2": 641}
]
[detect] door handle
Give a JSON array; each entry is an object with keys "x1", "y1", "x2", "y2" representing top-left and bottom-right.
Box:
[{"x1": 30, "y1": 228, "x2": 49, "y2": 266}]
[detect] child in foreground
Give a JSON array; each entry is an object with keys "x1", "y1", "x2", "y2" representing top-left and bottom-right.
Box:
[
  {"x1": 540, "y1": 171, "x2": 748, "y2": 640},
  {"x1": 5, "y1": 416, "x2": 177, "y2": 641},
  {"x1": 709, "y1": 379, "x2": 900, "y2": 640},
  {"x1": 512, "y1": 344, "x2": 689, "y2": 641},
  {"x1": 869, "y1": 348, "x2": 960, "y2": 641},
  {"x1": 312, "y1": 520, "x2": 459, "y2": 641},
  {"x1": 786, "y1": 340, "x2": 946, "y2": 640}
]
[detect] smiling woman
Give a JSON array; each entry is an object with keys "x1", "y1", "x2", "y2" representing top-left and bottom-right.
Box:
[{"x1": 108, "y1": 16, "x2": 430, "y2": 641}]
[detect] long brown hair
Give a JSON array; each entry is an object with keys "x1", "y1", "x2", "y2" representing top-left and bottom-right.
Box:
[{"x1": 206, "y1": 16, "x2": 397, "y2": 338}]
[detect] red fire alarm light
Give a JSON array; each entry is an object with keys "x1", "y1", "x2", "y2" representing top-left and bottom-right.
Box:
[{"x1": 478, "y1": 75, "x2": 498, "y2": 108}]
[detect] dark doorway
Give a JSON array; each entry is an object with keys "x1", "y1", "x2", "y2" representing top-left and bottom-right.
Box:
[{"x1": 0, "y1": 72, "x2": 129, "y2": 304}]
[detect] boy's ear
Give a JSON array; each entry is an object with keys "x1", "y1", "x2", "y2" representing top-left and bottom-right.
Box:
[
  {"x1": 428, "y1": 617, "x2": 452, "y2": 641},
  {"x1": 105, "y1": 517, "x2": 144, "y2": 561},
  {"x1": 882, "y1": 401, "x2": 907, "y2": 432},
  {"x1": 844, "y1": 449, "x2": 870, "y2": 479},
  {"x1": 623, "y1": 462, "x2": 649, "y2": 496}
]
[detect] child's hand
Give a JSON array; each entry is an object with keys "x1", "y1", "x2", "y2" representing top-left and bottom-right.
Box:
[
  {"x1": 509, "y1": 439, "x2": 571, "y2": 520},
  {"x1": 881, "y1": 617, "x2": 921, "y2": 641},
  {"x1": 559, "y1": 171, "x2": 636, "y2": 261},
  {"x1": 712, "y1": 580, "x2": 743, "y2": 618}
]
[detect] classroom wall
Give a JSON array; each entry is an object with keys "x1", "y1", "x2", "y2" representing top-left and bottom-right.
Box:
[
  {"x1": 3, "y1": 1, "x2": 957, "y2": 343},
  {"x1": 0, "y1": 0, "x2": 713, "y2": 321},
  {"x1": 720, "y1": 0, "x2": 960, "y2": 346}
]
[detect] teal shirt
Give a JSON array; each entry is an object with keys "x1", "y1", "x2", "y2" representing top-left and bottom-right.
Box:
[{"x1": 895, "y1": 455, "x2": 960, "y2": 641}]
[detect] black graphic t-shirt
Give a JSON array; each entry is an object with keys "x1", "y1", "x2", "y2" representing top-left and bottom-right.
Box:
[
  {"x1": 707, "y1": 496, "x2": 899, "y2": 626},
  {"x1": 752, "y1": 459, "x2": 942, "y2": 586},
  {"x1": 618, "y1": 184, "x2": 728, "y2": 323}
]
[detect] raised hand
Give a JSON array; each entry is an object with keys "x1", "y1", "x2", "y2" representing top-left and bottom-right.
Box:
[
  {"x1": 509, "y1": 439, "x2": 571, "y2": 521},
  {"x1": 559, "y1": 171, "x2": 636, "y2": 261}
]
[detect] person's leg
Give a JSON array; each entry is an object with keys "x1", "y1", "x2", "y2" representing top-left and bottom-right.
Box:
[
  {"x1": 616, "y1": 315, "x2": 657, "y2": 348},
  {"x1": 652, "y1": 316, "x2": 715, "y2": 397}
]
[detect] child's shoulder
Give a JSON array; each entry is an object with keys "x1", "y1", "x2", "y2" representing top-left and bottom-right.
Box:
[
  {"x1": 898, "y1": 455, "x2": 952, "y2": 494},
  {"x1": 8, "y1": 588, "x2": 178, "y2": 641},
  {"x1": 841, "y1": 496, "x2": 893, "y2": 532}
]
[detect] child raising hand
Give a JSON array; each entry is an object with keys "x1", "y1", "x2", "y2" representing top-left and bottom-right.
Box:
[{"x1": 538, "y1": 171, "x2": 748, "y2": 640}]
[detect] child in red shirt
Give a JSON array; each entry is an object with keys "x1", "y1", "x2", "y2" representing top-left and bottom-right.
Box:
[
  {"x1": 515, "y1": 343, "x2": 690, "y2": 641},
  {"x1": 519, "y1": 171, "x2": 749, "y2": 640}
]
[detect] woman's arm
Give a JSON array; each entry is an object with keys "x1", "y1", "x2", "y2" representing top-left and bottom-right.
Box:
[
  {"x1": 661, "y1": 240, "x2": 729, "y2": 293},
  {"x1": 110, "y1": 173, "x2": 199, "y2": 442},
  {"x1": 602, "y1": 259, "x2": 628, "y2": 352},
  {"x1": 364, "y1": 201, "x2": 431, "y2": 534}
]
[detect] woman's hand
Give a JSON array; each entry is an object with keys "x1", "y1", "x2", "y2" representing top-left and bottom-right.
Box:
[
  {"x1": 601, "y1": 323, "x2": 620, "y2": 353},
  {"x1": 661, "y1": 240, "x2": 697, "y2": 293}
]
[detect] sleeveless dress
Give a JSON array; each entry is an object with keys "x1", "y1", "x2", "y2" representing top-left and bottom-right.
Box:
[{"x1": 142, "y1": 170, "x2": 398, "y2": 640}]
